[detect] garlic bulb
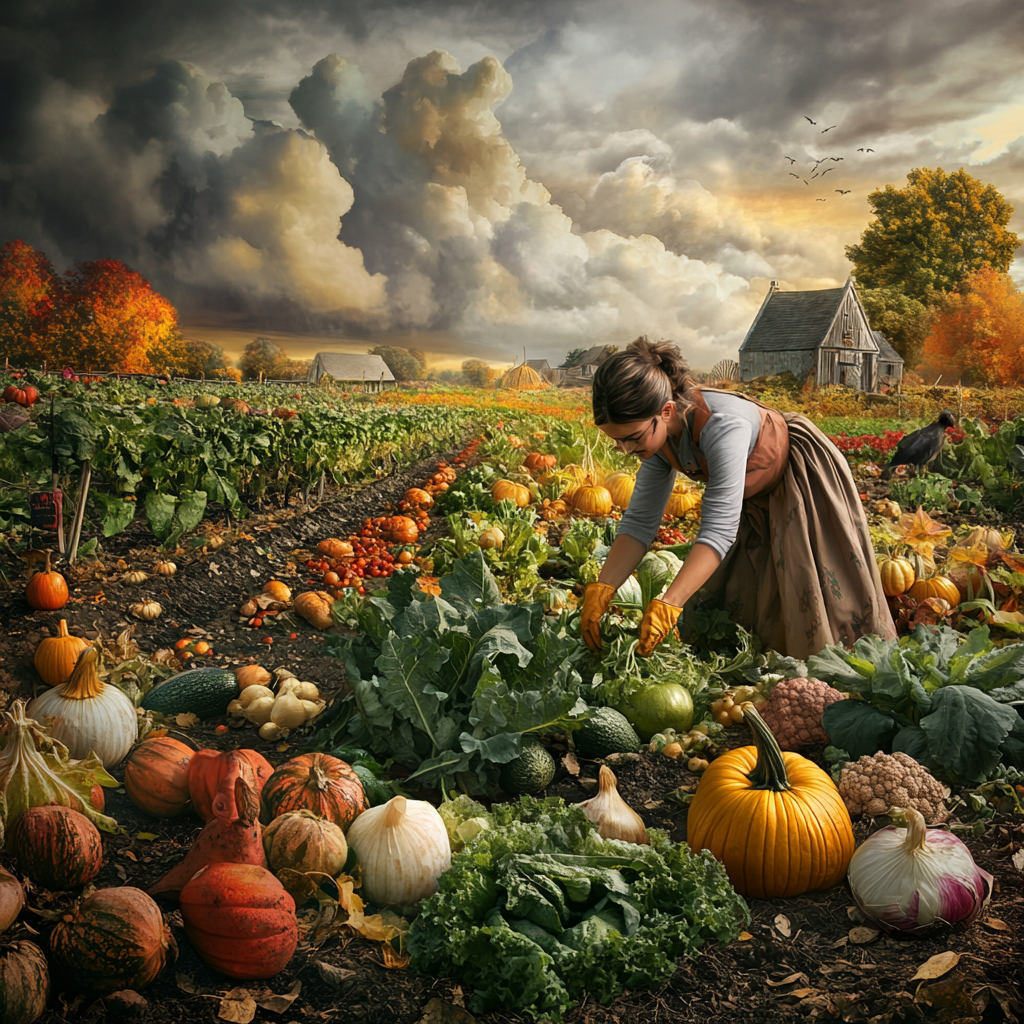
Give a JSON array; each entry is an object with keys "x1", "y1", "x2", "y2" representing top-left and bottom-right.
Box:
[
  {"x1": 847, "y1": 807, "x2": 993, "y2": 935},
  {"x1": 238, "y1": 685, "x2": 274, "y2": 708},
  {"x1": 123, "y1": 570, "x2": 149, "y2": 585},
  {"x1": 243, "y1": 696, "x2": 275, "y2": 726},
  {"x1": 270, "y1": 690, "x2": 306, "y2": 732},
  {"x1": 574, "y1": 766, "x2": 649, "y2": 845},
  {"x1": 347, "y1": 796, "x2": 451, "y2": 907},
  {"x1": 26, "y1": 649, "x2": 137, "y2": 767}
]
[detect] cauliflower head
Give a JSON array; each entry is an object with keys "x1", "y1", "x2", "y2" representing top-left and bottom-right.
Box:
[
  {"x1": 838, "y1": 751, "x2": 947, "y2": 823},
  {"x1": 759, "y1": 676, "x2": 846, "y2": 750}
]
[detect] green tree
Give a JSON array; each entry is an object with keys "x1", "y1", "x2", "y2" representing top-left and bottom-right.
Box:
[
  {"x1": 859, "y1": 286, "x2": 931, "y2": 369},
  {"x1": 238, "y1": 337, "x2": 283, "y2": 380},
  {"x1": 368, "y1": 345, "x2": 424, "y2": 382},
  {"x1": 560, "y1": 347, "x2": 586, "y2": 368},
  {"x1": 461, "y1": 358, "x2": 496, "y2": 387},
  {"x1": 846, "y1": 168, "x2": 1019, "y2": 302}
]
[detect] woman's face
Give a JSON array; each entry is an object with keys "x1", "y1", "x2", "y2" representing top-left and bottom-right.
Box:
[{"x1": 598, "y1": 407, "x2": 673, "y2": 461}]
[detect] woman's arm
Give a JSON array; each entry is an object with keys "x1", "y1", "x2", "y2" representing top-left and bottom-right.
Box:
[
  {"x1": 660, "y1": 542, "x2": 721, "y2": 606},
  {"x1": 596, "y1": 533, "x2": 648, "y2": 589}
]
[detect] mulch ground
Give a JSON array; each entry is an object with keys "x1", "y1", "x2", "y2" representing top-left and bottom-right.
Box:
[{"x1": 1, "y1": 457, "x2": 1022, "y2": 1024}]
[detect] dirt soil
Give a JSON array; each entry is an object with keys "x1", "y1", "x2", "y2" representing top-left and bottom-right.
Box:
[{"x1": 1, "y1": 452, "x2": 1023, "y2": 1024}]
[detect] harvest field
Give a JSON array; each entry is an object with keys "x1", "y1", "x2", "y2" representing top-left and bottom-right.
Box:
[{"x1": 1, "y1": 371, "x2": 1023, "y2": 1024}]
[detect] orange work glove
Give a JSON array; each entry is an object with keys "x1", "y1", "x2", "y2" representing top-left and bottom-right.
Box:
[
  {"x1": 581, "y1": 582, "x2": 616, "y2": 652},
  {"x1": 638, "y1": 598, "x2": 683, "y2": 656}
]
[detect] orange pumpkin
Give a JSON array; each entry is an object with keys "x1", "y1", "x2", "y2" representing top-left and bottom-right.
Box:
[
  {"x1": 25, "y1": 552, "x2": 69, "y2": 611},
  {"x1": 189, "y1": 748, "x2": 273, "y2": 823},
  {"x1": 604, "y1": 472, "x2": 636, "y2": 509},
  {"x1": 491, "y1": 479, "x2": 531, "y2": 508},
  {"x1": 179, "y1": 863, "x2": 297, "y2": 980},
  {"x1": 878, "y1": 554, "x2": 915, "y2": 597},
  {"x1": 259, "y1": 753, "x2": 367, "y2": 830},
  {"x1": 908, "y1": 574, "x2": 961, "y2": 606},
  {"x1": 524, "y1": 452, "x2": 557, "y2": 473},
  {"x1": 124, "y1": 736, "x2": 194, "y2": 818},
  {"x1": 687, "y1": 706, "x2": 854, "y2": 898},
  {"x1": 404, "y1": 487, "x2": 434, "y2": 509},
  {"x1": 292, "y1": 590, "x2": 335, "y2": 630},
  {"x1": 666, "y1": 487, "x2": 701, "y2": 518},
  {"x1": 0, "y1": 942, "x2": 50, "y2": 1024},
  {"x1": 0, "y1": 864, "x2": 25, "y2": 933},
  {"x1": 570, "y1": 480, "x2": 613, "y2": 517},
  {"x1": 33, "y1": 619, "x2": 90, "y2": 686},
  {"x1": 7, "y1": 806, "x2": 102, "y2": 890}
]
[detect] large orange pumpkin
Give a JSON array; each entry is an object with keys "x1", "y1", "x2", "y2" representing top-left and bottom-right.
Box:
[
  {"x1": 570, "y1": 479, "x2": 613, "y2": 517},
  {"x1": 49, "y1": 887, "x2": 175, "y2": 994},
  {"x1": 124, "y1": 737, "x2": 194, "y2": 818},
  {"x1": 0, "y1": 942, "x2": 49, "y2": 1024},
  {"x1": 7, "y1": 806, "x2": 102, "y2": 890},
  {"x1": 382, "y1": 516, "x2": 419, "y2": 544},
  {"x1": 666, "y1": 487, "x2": 701, "y2": 518},
  {"x1": 908, "y1": 574, "x2": 960, "y2": 606},
  {"x1": 491, "y1": 480, "x2": 531, "y2": 508},
  {"x1": 604, "y1": 472, "x2": 636, "y2": 509},
  {"x1": 179, "y1": 863, "x2": 298, "y2": 980},
  {"x1": 189, "y1": 748, "x2": 273, "y2": 823},
  {"x1": 33, "y1": 619, "x2": 90, "y2": 687},
  {"x1": 25, "y1": 552, "x2": 68, "y2": 611},
  {"x1": 687, "y1": 706, "x2": 854, "y2": 898},
  {"x1": 259, "y1": 753, "x2": 367, "y2": 830}
]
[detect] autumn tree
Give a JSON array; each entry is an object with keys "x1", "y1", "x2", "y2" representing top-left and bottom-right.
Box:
[
  {"x1": 846, "y1": 168, "x2": 1019, "y2": 302},
  {"x1": 368, "y1": 345, "x2": 424, "y2": 382},
  {"x1": 461, "y1": 358, "x2": 497, "y2": 387},
  {"x1": 919, "y1": 269, "x2": 1024, "y2": 385},
  {"x1": 174, "y1": 338, "x2": 240, "y2": 380},
  {"x1": 859, "y1": 287, "x2": 931, "y2": 368},
  {"x1": 0, "y1": 240, "x2": 60, "y2": 366}
]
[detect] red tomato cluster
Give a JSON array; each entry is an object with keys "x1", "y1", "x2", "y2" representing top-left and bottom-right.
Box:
[{"x1": 656, "y1": 525, "x2": 689, "y2": 545}]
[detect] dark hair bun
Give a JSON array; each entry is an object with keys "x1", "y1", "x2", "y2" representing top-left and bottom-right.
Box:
[{"x1": 591, "y1": 336, "x2": 696, "y2": 425}]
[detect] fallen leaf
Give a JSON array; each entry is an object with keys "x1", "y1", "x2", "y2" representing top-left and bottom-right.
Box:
[
  {"x1": 255, "y1": 980, "x2": 301, "y2": 1013},
  {"x1": 774, "y1": 913, "x2": 792, "y2": 938},
  {"x1": 416, "y1": 998, "x2": 477, "y2": 1024},
  {"x1": 766, "y1": 973, "x2": 808, "y2": 988},
  {"x1": 915, "y1": 978, "x2": 978, "y2": 1016},
  {"x1": 846, "y1": 905, "x2": 865, "y2": 923},
  {"x1": 175, "y1": 712, "x2": 199, "y2": 728},
  {"x1": 176, "y1": 974, "x2": 204, "y2": 995},
  {"x1": 910, "y1": 951, "x2": 960, "y2": 982},
  {"x1": 218, "y1": 989, "x2": 256, "y2": 1024},
  {"x1": 315, "y1": 962, "x2": 355, "y2": 987},
  {"x1": 1012, "y1": 848, "x2": 1024, "y2": 873},
  {"x1": 848, "y1": 926, "x2": 881, "y2": 945},
  {"x1": 136, "y1": 833, "x2": 159, "y2": 841},
  {"x1": 736, "y1": 931, "x2": 754, "y2": 942},
  {"x1": 830, "y1": 937, "x2": 848, "y2": 948},
  {"x1": 982, "y1": 917, "x2": 1010, "y2": 932},
  {"x1": 121, "y1": 850, "x2": 137, "y2": 862},
  {"x1": 561, "y1": 751, "x2": 580, "y2": 776},
  {"x1": 382, "y1": 944, "x2": 410, "y2": 969}
]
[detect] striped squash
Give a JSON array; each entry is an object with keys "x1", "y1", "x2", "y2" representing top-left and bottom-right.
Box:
[
  {"x1": 7, "y1": 806, "x2": 102, "y2": 890},
  {"x1": 259, "y1": 753, "x2": 366, "y2": 830},
  {"x1": 124, "y1": 736, "x2": 194, "y2": 818},
  {"x1": 0, "y1": 941, "x2": 50, "y2": 1024},
  {"x1": 49, "y1": 887, "x2": 175, "y2": 994}
]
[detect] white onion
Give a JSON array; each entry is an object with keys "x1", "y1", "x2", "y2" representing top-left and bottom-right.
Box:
[
  {"x1": 347, "y1": 795, "x2": 451, "y2": 908},
  {"x1": 847, "y1": 807, "x2": 992, "y2": 935},
  {"x1": 27, "y1": 650, "x2": 137, "y2": 767}
]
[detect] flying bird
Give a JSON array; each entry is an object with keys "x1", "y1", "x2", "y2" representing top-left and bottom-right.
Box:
[
  {"x1": 803, "y1": 179, "x2": 809, "y2": 185},
  {"x1": 821, "y1": 125, "x2": 837, "y2": 133},
  {"x1": 835, "y1": 189, "x2": 851, "y2": 194},
  {"x1": 830, "y1": 157, "x2": 844, "y2": 161},
  {"x1": 816, "y1": 198, "x2": 826, "y2": 201},
  {"x1": 821, "y1": 166, "x2": 835, "y2": 176},
  {"x1": 789, "y1": 173, "x2": 800, "y2": 178},
  {"x1": 785, "y1": 156, "x2": 797, "y2": 164},
  {"x1": 811, "y1": 172, "x2": 819, "y2": 178},
  {"x1": 857, "y1": 148, "x2": 875, "y2": 153},
  {"x1": 804, "y1": 116, "x2": 818, "y2": 124},
  {"x1": 881, "y1": 411, "x2": 957, "y2": 479}
]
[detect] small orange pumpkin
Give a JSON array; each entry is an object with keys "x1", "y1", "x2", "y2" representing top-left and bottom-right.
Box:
[
  {"x1": 124, "y1": 736, "x2": 194, "y2": 818},
  {"x1": 404, "y1": 487, "x2": 434, "y2": 509},
  {"x1": 25, "y1": 552, "x2": 69, "y2": 611},
  {"x1": 491, "y1": 479, "x2": 531, "y2": 507},
  {"x1": 524, "y1": 452, "x2": 557, "y2": 474},
  {"x1": 259, "y1": 753, "x2": 367, "y2": 830},
  {"x1": 33, "y1": 619, "x2": 90, "y2": 686},
  {"x1": 293, "y1": 590, "x2": 335, "y2": 630},
  {"x1": 384, "y1": 515, "x2": 420, "y2": 544},
  {"x1": 908, "y1": 574, "x2": 961, "y2": 606},
  {"x1": 317, "y1": 538, "x2": 353, "y2": 559},
  {"x1": 878, "y1": 554, "x2": 915, "y2": 597},
  {"x1": 570, "y1": 479, "x2": 613, "y2": 517}
]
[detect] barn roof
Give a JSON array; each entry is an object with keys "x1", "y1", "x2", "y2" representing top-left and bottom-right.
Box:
[
  {"x1": 308, "y1": 353, "x2": 395, "y2": 382},
  {"x1": 525, "y1": 359, "x2": 550, "y2": 372},
  {"x1": 872, "y1": 331, "x2": 903, "y2": 365},
  {"x1": 739, "y1": 286, "x2": 846, "y2": 353},
  {"x1": 565, "y1": 345, "x2": 614, "y2": 368}
]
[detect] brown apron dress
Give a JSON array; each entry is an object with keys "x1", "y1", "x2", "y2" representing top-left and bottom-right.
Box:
[{"x1": 658, "y1": 388, "x2": 895, "y2": 659}]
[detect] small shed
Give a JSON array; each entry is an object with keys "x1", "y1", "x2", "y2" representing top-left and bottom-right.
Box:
[
  {"x1": 872, "y1": 332, "x2": 904, "y2": 385},
  {"x1": 307, "y1": 353, "x2": 396, "y2": 392},
  {"x1": 739, "y1": 278, "x2": 880, "y2": 392},
  {"x1": 526, "y1": 359, "x2": 550, "y2": 374}
]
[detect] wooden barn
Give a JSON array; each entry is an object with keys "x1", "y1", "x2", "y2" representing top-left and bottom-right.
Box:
[
  {"x1": 873, "y1": 331, "x2": 905, "y2": 385},
  {"x1": 307, "y1": 353, "x2": 396, "y2": 391},
  {"x1": 739, "y1": 278, "x2": 887, "y2": 392}
]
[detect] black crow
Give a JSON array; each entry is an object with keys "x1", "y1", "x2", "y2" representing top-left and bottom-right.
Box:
[
  {"x1": 835, "y1": 189, "x2": 851, "y2": 194},
  {"x1": 785, "y1": 156, "x2": 797, "y2": 164},
  {"x1": 881, "y1": 410, "x2": 957, "y2": 479},
  {"x1": 803, "y1": 179, "x2": 809, "y2": 185},
  {"x1": 857, "y1": 148, "x2": 865, "y2": 152},
  {"x1": 790, "y1": 172, "x2": 800, "y2": 178},
  {"x1": 804, "y1": 116, "x2": 817, "y2": 124},
  {"x1": 821, "y1": 167, "x2": 835, "y2": 175},
  {"x1": 816, "y1": 198, "x2": 826, "y2": 201},
  {"x1": 831, "y1": 157, "x2": 844, "y2": 161},
  {"x1": 866, "y1": 148, "x2": 875, "y2": 152},
  {"x1": 821, "y1": 125, "x2": 837, "y2": 133}
]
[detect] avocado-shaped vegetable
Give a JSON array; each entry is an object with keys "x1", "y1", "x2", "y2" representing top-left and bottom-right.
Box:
[
  {"x1": 499, "y1": 738, "x2": 556, "y2": 795},
  {"x1": 574, "y1": 708, "x2": 641, "y2": 759},
  {"x1": 140, "y1": 668, "x2": 239, "y2": 720}
]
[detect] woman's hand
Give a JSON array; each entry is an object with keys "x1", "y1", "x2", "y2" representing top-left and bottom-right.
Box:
[
  {"x1": 581, "y1": 582, "x2": 616, "y2": 652},
  {"x1": 638, "y1": 598, "x2": 683, "y2": 655}
]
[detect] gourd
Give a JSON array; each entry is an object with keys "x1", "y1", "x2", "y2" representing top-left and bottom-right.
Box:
[
  {"x1": 6, "y1": 805, "x2": 103, "y2": 890},
  {"x1": 604, "y1": 471, "x2": 636, "y2": 509},
  {"x1": 263, "y1": 580, "x2": 292, "y2": 602},
  {"x1": 188, "y1": 748, "x2": 273, "y2": 823},
  {"x1": 26, "y1": 648, "x2": 137, "y2": 767},
  {"x1": 570, "y1": 479, "x2": 613, "y2": 517},
  {"x1": 123, "y1": 570, "x2": 148, "y2": 585},
  {"x1": 179, "y1": 863, "x2": 298, "y2": 980},
  {"x1": 666, "y1": 487, "x2": 701, "y2": 518},
  {"x1": 260, "y1": 753, "x2": 367, "y2": 830},
  {"x1": 0, "y1": 865, "x2": 25, "y2": 932},
  {"x1": 478, "y1": 527, "x2": 505, "y2": 550},
  {"x1": 25, "y1": 552, "x2": 68, "y2": 611},
  {"x1": 128, "y1": 600, "x2": 162, "y2": 620},
  {"x1": 908, "y1": 573, "x2": 960, "y2": 606},
  {"x1": 317, "y1": 538, "x2": 353, "y2": 559},
  {"x1": 3, "y1": 384, "x2": 39, "y2": 407},
  {"x1": 491, "y1": 480, "x2": 531, "y2": 508},
  {"x1": 124, "y1": 736, "x2": 194, "y2": 818},
  {"x1": 140, "y1": 666, "x2": 239, "y2": 720},
  {"x1": 0, "y1": 942, "x2": 50, "y2": 1024},
  {"x1": 33, "y1": 620, "x2": 89, "y2": 687},
  {"x1": 687, "y1": 705, "x2": 854, "y2": 898},
  {"x1": 293, "y1": 591, "x2": 334, "y2": 630},
  {"x1": 382, "y1": 516, "x2": 419, "y2": 544},
  {"x1": 879, "y1": 553, "x2": 915, "y2": 597},
  {"x1": 154, "y1": 560, "x2": 177, "y2": 576},
  {"x1": 49, "y1": 887, "x2": 174, "y2": 994},
  {"x1": 262, "y1": 809, "x2": 349, "y2": 876},
  {"x1": 523, "y1": 452, "x2": 557, "y2": 473},
  {"x1": 195, "y1": 393, "x2": 220, "y2": 409},
  {"x1": 346, "y1": 796, "x2": 450, "y2": 907}
]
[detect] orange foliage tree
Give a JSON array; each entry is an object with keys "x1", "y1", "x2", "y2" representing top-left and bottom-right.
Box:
[
  {"x1": 0, "y1": 240, "x2": 60, "y2": 366},
  {"x1": 920, "y1": 269, "x2": 1024, "y2": 385}
]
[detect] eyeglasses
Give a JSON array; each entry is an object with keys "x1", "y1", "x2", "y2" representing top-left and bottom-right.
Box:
[{"x1": 615, "y1": 418, "x2": 658, "y2": 452}]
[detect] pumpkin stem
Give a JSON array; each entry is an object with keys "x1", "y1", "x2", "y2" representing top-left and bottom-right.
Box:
[
  {"x1": 57, "y1": 619, "x2": 70, "y2": 638},
  {"x1": 742, "y1": 704, "x2": 792, "y2": 792},
  {"x1": 62, "y1": 648, "x2": 105, "y2": 700},
  {"x1": 309, "y1": 759, "x2": 330, "y2": 792}
]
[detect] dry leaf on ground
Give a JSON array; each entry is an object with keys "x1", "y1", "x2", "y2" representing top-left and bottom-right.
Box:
[
  {"x1": 218, "y1": 989, "x2": 256, "y2": 1024},
  {"x1": 910, "y1": 951, "x2": 959, "y2": 982}
]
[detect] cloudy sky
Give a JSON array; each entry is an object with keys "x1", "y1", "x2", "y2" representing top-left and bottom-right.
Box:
[{"x1": 3, "y1": 0, "x2": 1023, "y2": 369}]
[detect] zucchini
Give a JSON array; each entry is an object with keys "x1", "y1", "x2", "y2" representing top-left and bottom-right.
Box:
[{"x1": 141, "y1": 668, "x2": 239, "y2": 720}]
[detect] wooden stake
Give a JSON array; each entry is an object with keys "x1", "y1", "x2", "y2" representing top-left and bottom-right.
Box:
[{"x1": 68, "y1": 459, "x2": 92, "y2": 564}]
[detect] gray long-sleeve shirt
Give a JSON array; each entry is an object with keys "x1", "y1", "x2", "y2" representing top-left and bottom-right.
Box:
[{"x1": 616, "y1": 390, "x2": 762, "y2": 559}]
